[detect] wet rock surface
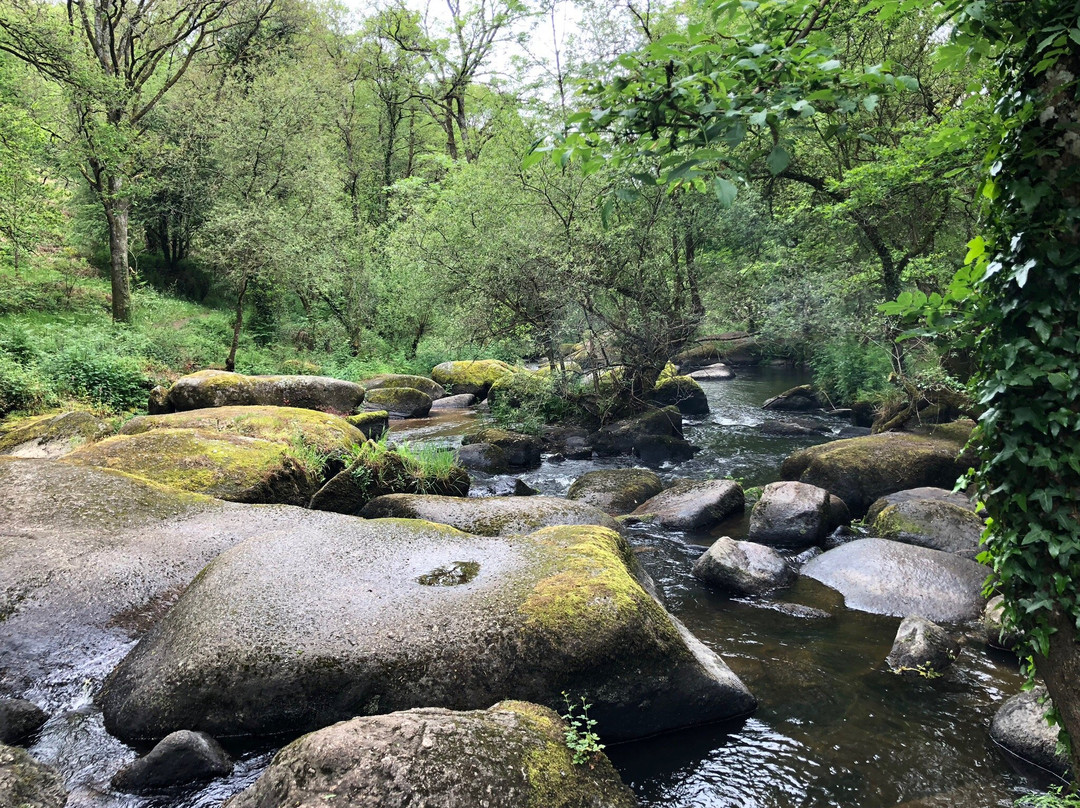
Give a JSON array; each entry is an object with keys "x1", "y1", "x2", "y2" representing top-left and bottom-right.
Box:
[
  {"x1": 0, "y1": 743, "x2": 67, "y2": 808},
  {"x1": 359, "y1": 494, "x2": 620, "y2": 535},
  {"x1": 165, "y1": 370, "x2": 366, "y2": 413},
  {"x1": 0, "y1": 699, "x2": 47, "y2": 746},
  {"x1": 886, "y1": 616, "x2": 960, "y2": 675},
  {"x1": 111, "y1": 730, "x2": 232, "y2": 793},
  {"x1": 99, "y1": 521, "x2": 756, "y2": 744},
  {"x1": 224, "y1": 702, "x2": 639, "y2": 808},
  {"x1": 991, "y1": 687, "x2": 1070, "y2": 777},
  {"x1": 633, "y1": 479, "x2": 744, "y2": 531},
  {"x1": 692, "y1": 537, "x2": 794, "y2": 596},
  {"x1": 566, "y1": 468, "x2": 664, "y2": 515},
  {"x1": 748, "y1": 481, "x2": 831, "y2": 550}
]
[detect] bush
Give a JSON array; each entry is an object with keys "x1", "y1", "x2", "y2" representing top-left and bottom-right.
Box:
[
  {"x1": 488, "y1": 371, "x2": 577, "y2": 435},
  {"x1": 810, "y1": 336, "x2": 893, "y2": 406},
  {"x1": 0, "y1": 325, "x2": 40, "y2": 364},
  {"x1": 45, "y1": 347, "x2": 149, "y2": 411},
  {"x1": 0, "y1": 355, "x2": 54, "y2": 415}
]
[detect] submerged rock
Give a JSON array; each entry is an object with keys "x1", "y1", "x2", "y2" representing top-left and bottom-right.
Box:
[
  {"x1": 692, "y1": 537, "x2": 794, "y2": 596},
  {"x1": 359, "y1": 494, "x2": 619, "y2": 535},
  {"x1": 462, "y1": 428, "x2": 542, "y2": 467},
  {"x1": 748, "y1": 481, "x2": 831, "y2": 550},
  {"x1": 224, "y1": 702, "x2": 638, "y2": 808},
  {"x1": 991, "y1": 687, "x2": 1070, "y2": 777},
  {"x1": 431, "y1": 360, "x2": 515, "y2": 398},
  {"x1": 801, "y1": 538, "x2": 989, "y2": 622},
  {"x1": 871, "y1": 497, "x2": 985, "y2": 557},
  {"x1": 111, "y1": 730, "x2": 232, "y2": 793},
  {"x1": 99, "y1": 522, "x2": 755, "y2": 744},
  {"x1": 64, "y1": 428, "x2": 318, "y2": 506},
  {"x1": 165, "y1": 370, "x2": 366, "y2": 414},
  {"x1": 0, "y1": 744, "x2": 67, "y2": 808},
  {"x1": 362, "y1": 387, "x2": 432, "y2": 419},
  {"x1": 780, "y1": 428, "x2": 970, "y2": 516},
  {"x1": 650, "y1": 375, "x2": 710, "y2": 416},
  {"x1": 758, "y1": 419, "x2": 829, "y2": 437},
  {"x1": 566, "y1": 468, "x2": 664, "y2": 515},
  {"x1": 633, "y1": 479, "x2": 744, "y2": 532},
  {"x1": 0, "y1": 699, "x2": 47, "y2": 746},
  {"x1": 886, "y1": 616, "x2": 961, "y2": 675},
  {"x1": 359, "y1": 374, "x2": 446, "y2": 400},
  {"x1": 0, "y1": 411, "x2": 113, "y2": 459}
]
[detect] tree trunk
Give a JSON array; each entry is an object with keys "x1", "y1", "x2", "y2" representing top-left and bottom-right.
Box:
[
  {"x1": 103, "y1": 176, "x2": 132, "y2": 323},
  {"x1": 1036, "y1": 609, "x2": 1080, "y2": 778},
  {"x1": 226, "y1": 275, "x2": 249, "y2": 372}
]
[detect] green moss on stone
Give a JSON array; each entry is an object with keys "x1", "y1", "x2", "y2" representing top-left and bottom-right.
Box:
[{"x1": 431, "y1": 360, "x2": 515, "y2": 395}]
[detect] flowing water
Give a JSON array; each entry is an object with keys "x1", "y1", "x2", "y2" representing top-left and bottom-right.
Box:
[{"x1": 24, "y1": 368, "x2": 1054, "y2": 807}]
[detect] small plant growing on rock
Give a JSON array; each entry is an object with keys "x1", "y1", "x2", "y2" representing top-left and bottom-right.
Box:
[{"x1": 561, "y1": 691, "x2": 604, "y2": 766}]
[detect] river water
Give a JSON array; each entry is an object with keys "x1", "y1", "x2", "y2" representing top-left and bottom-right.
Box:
[{"x1": 25, "y1": 368, "x2": 1051, "y2": 807}]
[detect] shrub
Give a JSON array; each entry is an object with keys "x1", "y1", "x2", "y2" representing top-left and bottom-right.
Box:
[
  {"x1": 45, "y1": 347, "x2": 149, "y2": 411},
  {"x1": 810, "y1": 336, "x2": 893, "y2": 406},
  {"x1": 489, "y1": 371, "x2": 577, "y2": 435},
  {"x1": 0, "y1": 355, "x2": 53, "y2": 415},
  {"x1": 0, "y1": 325, "x2": 39, "y2": 364}
]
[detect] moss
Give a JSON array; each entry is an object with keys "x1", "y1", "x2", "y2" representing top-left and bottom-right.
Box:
[
  {"x1": 363, "y1": 387, "x2": 432, "y2": 416},
  {"x1": 0, "y1": 411, "x2": 112, "y2": 455},
  {"x1": 359, "y1": 374, "x2": 444, "y2": 398},
  {"x1": 345, "y1": 410, "x2": 389, "y2": 440},
  {"x1": 430, "y1": 360, "x2": 515, "y2": 395}
]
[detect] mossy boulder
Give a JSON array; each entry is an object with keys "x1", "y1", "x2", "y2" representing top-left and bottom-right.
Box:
[
  {"x1": 165, "y1": 369, "x2": 366, "y2": 414},
  {"x1": 566, "y1": 469, "x2": 664, "y2": 516},
  {"x1": 991, "y1": 687, "x2": 1070, "y2": 777},
  {"x1": 359, "y1": 494, "x2": 620, "y2": 535},
  {"x1": 673, "y1": 332, "x2": 760, "y2": 369},
  {"x1": 64, "y1": 428, "x2": 318, "y2": 505},
  {"x1": 866, "y1": 487, "x2": 976, "y2": 524},
  {"x1": 871, "y1": 498, "x2": 986, "y2": 557},
  {"x1": 633, "y1": 479, "x2": 744, "y2": 532},
  {"x1": 0, "y1": 744, "x2": 67, "y2": 808},
  {"x1": 462, "y1": 427, "x2": 542, "y2": 467},
  {"x1": 309, "y1": 451, "x2": 470, "y2": 515},
  {"x1": 359, "y1": 373, "x2": 446, "y2": 400},
  {"x1": 650, "y1": 375, "x2": 710, "y2": 415},
  {"x1": 363, "y1": 386, "x2": 432, "y2": 418},
  {"x1": 0, "y1": 411, "x2": 113, "y2": 459},
  {"x1": 455, "y1": 442, "x2": 510, "y2": 473},
  {"x1": 591, "y1": 406, "x2": 687, "y2": 461},
  {"x1": 762, "y1": 385, "x2": 824, "y2": 412},
  {"x1": 431, "y1": 360, "x2": 515, "y2": 398},
  {"x1": 119, "y1": 405, "x2": 365, "y2": 459},
  {"x1": 346, "y1": 410, "x2": 389, "y2": 440},
  {"x1": 99, "y1": 521, "x2": 756, "y2": 743},
  {"x1": 780, "y1": 429, "x2": 971, "y2": 517},
  {"x1": 224, "y1": 702, "x2": 638, "y2": 808},
  {"x1": 801, "y1": 538, "x2": 990, "y2": 622}
]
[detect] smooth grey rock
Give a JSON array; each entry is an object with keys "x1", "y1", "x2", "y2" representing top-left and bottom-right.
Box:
[
  {"x1": 688, "y1": 363, "x2": 733, "y2": 381},
  {"x1": 633, "y1": 479, "x2": 744, "y2": 531},
  {"x1": 430, "y1": 393, "x2": 477, "y2": 409},
  {"x1": 566, "y1": 468, "x2": 664, "y2": 515},
  {"x1": 455, "y1": 443, "x2": 509, "y2": 474},
  {"x1": 826, "y1": 494, "x2": 851, "y2": 531},
  {"x1": 359, "y1": 494, "x2": 620, "y2": 535},
  {"x1": 871, "y1": 497, "x2": 985, "y2": 557},
  {"x1": 358, "y1": 374, "x2": 445, "y2": 400},
  {"x1": 362, "y1": 387, "x2": 432, "y2": 419},
  {"x1": 982, "y1": 595, "x2": 1021, "y2": 650},
  {"x1": 0, "y1": 699, "x2": 46, "y2": 746},
  {"x1": 801, "y1": 538, "x2": 990, "y2": 622},
  {"x1": 748, "y1": 481, "x2": 831, "y2": 550},
  {"x1": 462, "y1": 429, "x2": 541, "y2": 467},
  {"x1": 886, "y1": 616, "x2": 961, "y2": 675},
  {"x1": 991, "y1": 687, "x2": 1070, "y2": 777},
  {"x1": 111, "y1": 730, "x2": 232, "y2": 793},
  {"x1": 99, "y1": 521, "x2": 755, "y2": 744},
  {"x1": 692, "y1": 537, "x2": 795, "y2": 596},
  {"x1": 0, "y1": 743, "x2": 67, "y2": 808},
  {"x1": 166, "y1": 370, "x2": 366, "y2": 414},
  {"x1": 866, "y1": 487, "x2": 977, "y2": 524},
  {"x1": 223, "y1": 703, "x2": 638, "y2": 808}
]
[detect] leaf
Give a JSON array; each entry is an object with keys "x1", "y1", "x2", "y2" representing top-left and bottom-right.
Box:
[
  {"x1": 749, "y1": 110, "x2": 768, "y2": 126},
  {"x1": 820, "y1": 59, "x2": 842, "y2": 71},
  {"x1": 713, "y1": 177, "x2": 738, "y2": 207},
  {"x1": 861, "y1": 94, "x2": 880, "y2": 113},
  {"x1": 766, "y1": 145, "x2": 790, "y2": 175},
  {"x1": 965, "y1": 235, "x2": 986, "y2": 265}
]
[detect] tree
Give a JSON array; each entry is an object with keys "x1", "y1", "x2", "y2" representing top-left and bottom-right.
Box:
[{"x1": 0, "y1": 0, "x2": 274, "y2": 321}]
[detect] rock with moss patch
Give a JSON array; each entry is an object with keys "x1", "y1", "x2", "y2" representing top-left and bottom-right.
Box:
[
  {"x1": 346, "y1": 410, "x2": 389, "y2": 440},
  {"x1": 566, "y1": 469, "x2": 664, "y2": 516},
  {"x1": 455, "y1": 442, "x2": 509, "y2": 473},
  {"x1": 431, "y1": 360, "x2": 515, "y2": 398},
  {"x1": 224, "y1": 702, "x2": 637, "y2": 808},
  {"x1": 650, "y1": 376, "x2": 710, "y2": 416},
  {"x1": 982, "y1": 595, "x2": 1021, "y2": 650},
  {"x1": 991, "y1": 687, "x2": 1069, "y2": 777},
  {"x1": 692, "y1": 537, "x2": 794, "y2": 596},
  {"x1": 0, "y1": 411, "x2": 113, "y2": 459},
  {"x1": 431, "y1": 393, "x2": 477, "y2": 410},
  {"x1": 591, "y1": 407, "x2": 691, "y2": 465},
  {"x1": 309, "y1": 452, "x2": 469, "y2": 515},
  {"x1": 112, "y1": 730, "x2": 232, "y2": 793},
  {"x1": 363, "y1": 387, "x2": 432, "y2": 419},
  {"x1": 763, "y1": 385, "x2": 824, "y2": 412},
  {"x1": 886, "y1": 616, "x2": 960, "y2": 675},
  {"x1": 462, "y1": 428, "x2": 542, "y2": 467},
  {"x1": 99, "y1": 521, "x2": 756, "y2": 744},
  {"x1": 63, "y1": 429, "x2": 318, "y2": 505},
  {"x1": 866, "y1": 487, "x2": 976, "y2": 523},
  {"x1": 674, "y1": 333, "x2": 760, "y2": 369},
  {"x1": 633, "y1": 479, "x2": 744, "y2": 532},
  {"x1": 166, "y1": 370, "x2": 366, "y2": 414},
  {"x1": 748, "y1": 481, "x2": 831, "y2": 550},
  {"x1": 0, "y1": 700, "x2": 47, "y2": 746},
  {"x1": 780, "y1": 428, "x2": 970, "y2": 517},
  {"x1": 359, "y1": 374, "x2": 446, "y2": 400},
  {"x1": 871, "y1": 497, "x2": 985, "y2": 557},
  {"x1": 148, "y1": 385, "x2": 170, "y2": 414},
  {"x1": 0, "y1": 744, "x2": 67, "y2": 808},
  {"x1": 359, "y1": 494, "x2": 620, "y2": 535},
  {"x1": 801, "y1": 538, "x2": 989, "y2": 622}
]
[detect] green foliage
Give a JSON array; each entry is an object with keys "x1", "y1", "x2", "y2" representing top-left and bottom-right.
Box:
[
  {"x1": 560, "y1": 692, "x2": 604, "y2": 766},
  {"x1": 346, "y1": 435, "x2": 460, "y2": 496},
  {"x1": 489, "y1": 371, "x2": 578, "y2": 435},
  {"x1": 1017, "y1": 786, "x2": 1080, "y2": 808},
  {"x1": 44, "y1": 346, "x2": 148, "y2": 412},
  {"x1": 810, "y1": 337, "x2": 892, "y2": 405},
  {"x1": 0, "y1": 353, "x2": 53, "y2": 415}
]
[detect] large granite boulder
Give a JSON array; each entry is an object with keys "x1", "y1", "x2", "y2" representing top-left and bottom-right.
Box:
[
  {"x1": 747, "y1": 481, "x2": 831, "y2": 550},
  {"x1": 650, "y1": 376, "x2": 710, "y2": 416},
  {"x1": 0, "y1": 744, "x2": 67, "y2": 808},
  {"x1": 688, "y1": 363, "x2": 733, "y2": 381},
  {"x1": 633, "y1": 479, "x2": 744, "y2": 532},
  {"x1": 431, "y1": 360, "x2": 515, "y2": 398},
  {"x1": 359, "y1": 494, "x2": 620, "y2": 535},
  {"x1": 870, "y1": 497, "x2": 985, "y2": 557},
  {"x1": 359, "y1": 374, "x2": 446, "y2": 400},
  {"x1": 431, "y1": 393, "x2": 477, "y2": 410},
  {"x1": 780, "y1": 427, "x2": 971, "y2": 516},
  {"x1": 0, "y1": 699, "x2": 47, "y2": 746},
  {"x1": 566, "y1": 469, "x2": 664, "y2": 516},
  {"x1": 112, "y1": 730, "x2": 232, "y2": 793},
  {"x1": 886, "y1": 616, "x2": 961, "y2": 675},
  {"x1": 763, "y1": 385, "x2": 824, "y2": 412},
  {"x1": 692, "y1": 537, "x2": 795, "y2": 596},
  {"x1": 0, "y1": 411, "x2": 113, "y2": 459},
  {"x1": 119, "y1": 405, "x2": 365, "y2": 458},
  {"x1": 455, "y1": 443, "x2": 510, "y2": 473},
  {"x1": 801, "y1": 538, "x2": 990, "y2": 622},
  {"x1": 865, "y1": 487, "x2": 976, "y2": 523},
  {"x1": 462, "y1": 428, "x2": 542, "y2": 467},
  {"x1": 363, "y1": 387, "x2": 432, "y2": 418},
  {"x1": 591, "y1": 407, "x2": 684, "y2": 458},
  {"x1": 64, "y1": 429, "x2": 318, "y2": 505},
  {"x1": 99, "y1": 521, "x2": 755, "y2": 744},
  {"x1": 991, "y1": 687, "x2": 1070, "y2": 777},
  {"x1": 165, "y1": 370, "x2": 366, "y2": 414},
  {"x1": 346, "y1": 410, "x2": 389, "y2": 440},
  {"x1": 224, "y1": 702, "x2": 638, "y2": 808}
]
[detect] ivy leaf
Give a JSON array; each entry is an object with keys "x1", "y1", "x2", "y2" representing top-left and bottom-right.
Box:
[{"x1": 766, "y1": 145, "x2": 791, "y2": 175}]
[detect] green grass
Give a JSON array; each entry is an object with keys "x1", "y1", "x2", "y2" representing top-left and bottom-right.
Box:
[{"x1": 346, "y1": 434, "x2": 459, "y2": 496}]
